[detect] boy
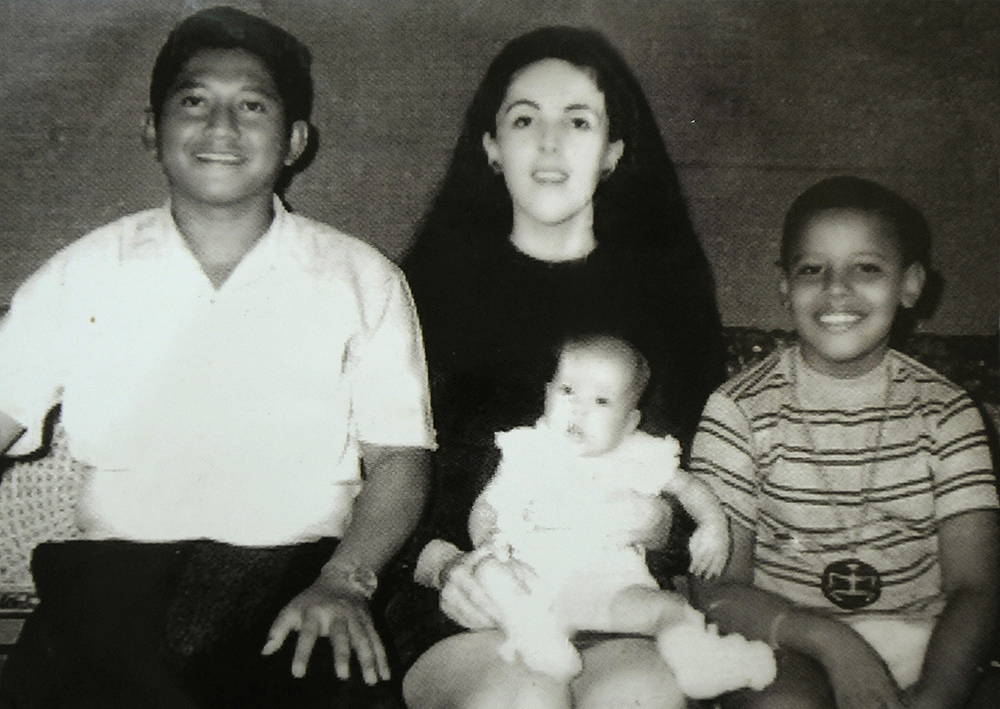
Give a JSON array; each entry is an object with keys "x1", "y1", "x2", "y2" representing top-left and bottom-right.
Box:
[
  {"x1": 416, "y1": 334, "x2": 776, "y2": 699},
  {"x1": 691, "y1": 176, "x2": 999, "y2": 708},
  {"x1": 0, "y1": 7, "x2": 434, "y2": 708}
]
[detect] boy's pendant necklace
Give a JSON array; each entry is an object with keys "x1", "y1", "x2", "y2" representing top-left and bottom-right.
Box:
[{"x1": 790, "y1": 352, "x2": 893, "y2": 610}]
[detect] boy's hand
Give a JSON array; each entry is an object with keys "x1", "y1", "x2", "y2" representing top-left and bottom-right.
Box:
[
  {"x1": 262, "y1": 574, "x2": 390, "y2": 686},
  {"x1": 688, "y1": 522, "x2": 729, "y2": 578}
]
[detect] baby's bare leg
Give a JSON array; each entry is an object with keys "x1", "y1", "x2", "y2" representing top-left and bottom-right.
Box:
[{"x1": 600, "y1": 585, "x2": 699, "y2": 635}]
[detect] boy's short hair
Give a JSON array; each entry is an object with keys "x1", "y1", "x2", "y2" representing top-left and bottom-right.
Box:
[
  {"x1": 560, "y1": 333, "x2": 651, "y2": 408},
  {"x1": 149, "y1": 6, "x2": 313, "y2": 129},
  {"x1": 780, "y1": 176, "x2": 931, "y2": 272}
]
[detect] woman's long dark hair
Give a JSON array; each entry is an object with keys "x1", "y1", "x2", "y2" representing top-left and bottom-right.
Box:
[{"x1": 403, "y1": 26, "x2": 705, "y2": 268}]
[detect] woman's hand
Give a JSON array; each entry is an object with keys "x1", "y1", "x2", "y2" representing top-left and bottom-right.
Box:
[
  {"x1": 262, "y1": 573, "x2": 390, "y2": 686},
  {"x1": 438, "y1": 549, "x2": 536, "y2": 631}
]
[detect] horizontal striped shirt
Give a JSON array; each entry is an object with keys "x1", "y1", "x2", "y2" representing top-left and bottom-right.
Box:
[{"x1": 692, "y1": 346, "x2": 998, "y2": 620}]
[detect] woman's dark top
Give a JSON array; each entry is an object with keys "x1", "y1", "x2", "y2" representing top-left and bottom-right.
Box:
[
  {"x1": 386, "y1": 231, "x2": 725, "y2": 667},
  {"x1": 403, "y1": 233, "x2": 726, "y2": 553}
]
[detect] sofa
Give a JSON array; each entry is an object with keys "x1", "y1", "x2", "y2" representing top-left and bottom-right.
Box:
[{"x1": 1, "y1": 327, "x2": 998, "y2": 699}]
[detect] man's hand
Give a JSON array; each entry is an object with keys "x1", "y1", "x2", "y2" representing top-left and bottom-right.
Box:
[{"x1": 262, "y1": 573, "x2": 390, "y2": 686}]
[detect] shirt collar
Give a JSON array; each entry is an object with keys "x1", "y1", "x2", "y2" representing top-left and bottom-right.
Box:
[{"x1": 122, "y1": 195, "x2": 289, "y2": 263}]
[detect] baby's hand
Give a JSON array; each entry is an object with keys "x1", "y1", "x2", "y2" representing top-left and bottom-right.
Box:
[{"x1": 688, "y1": 522, "x2": 729, "y2": 578}]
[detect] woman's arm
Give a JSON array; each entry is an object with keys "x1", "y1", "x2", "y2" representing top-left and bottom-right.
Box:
[{"x1": 903, "y1": 509, "x2": 1000, "y2": 708}]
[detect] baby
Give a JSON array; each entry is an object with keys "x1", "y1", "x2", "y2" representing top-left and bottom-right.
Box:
[{"x1": 465, "y1": 334, "x2": 775, "y2": 697}]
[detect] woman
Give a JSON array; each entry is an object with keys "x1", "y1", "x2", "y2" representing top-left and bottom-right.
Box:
[{"x1": 398, "y1": 26, "x2": 727, "y2": 708}]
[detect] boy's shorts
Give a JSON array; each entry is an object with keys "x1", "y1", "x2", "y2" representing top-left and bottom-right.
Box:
[
  {"x1": 846, "y1": 616, "x2": 935, "y2": 689},
  {"x1": 0, "y1": 538, "x2": 399, "y2": 709}
]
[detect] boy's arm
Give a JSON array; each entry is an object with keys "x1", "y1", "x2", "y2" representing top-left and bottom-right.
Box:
[
  {"x1": 691, "y1": 522, "x2": 903, "y2": 709},
  {"x1": 903, "y1": 509, "x2": 1000, "y2": 709},
  {"x1": 265, "y1": 443, "x2": 430, "y2": 684},
  {"x1": 0, "y1": 410, "x2": 26, "y2": 456}
]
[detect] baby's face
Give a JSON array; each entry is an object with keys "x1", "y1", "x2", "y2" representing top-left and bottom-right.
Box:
[{"x1": 543, "y1": 349, "x2": 639, "y2": 457}]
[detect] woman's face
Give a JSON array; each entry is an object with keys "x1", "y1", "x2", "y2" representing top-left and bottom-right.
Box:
[{"x1": 483, "y1": 58, "x2": 623, "y2": 232}]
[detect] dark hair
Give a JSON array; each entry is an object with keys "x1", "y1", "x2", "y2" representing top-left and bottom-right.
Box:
[
  {"x1": 559, "y1": 333, "x2": 651, "y2": 407},
  {"x1": 780, "y1": 176, "x2": 932, "y2": 273},
  {"x1": 148, "y1": 6, "x2": 313, "y2": 130},
  {"x1": 403, "y1": 26, "x2": 703, "y2": 264}
]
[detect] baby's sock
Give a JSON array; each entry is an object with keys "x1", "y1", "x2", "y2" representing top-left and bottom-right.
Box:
[{"x1": 657, "y1": 617, "x2": 776, "y2": 699}]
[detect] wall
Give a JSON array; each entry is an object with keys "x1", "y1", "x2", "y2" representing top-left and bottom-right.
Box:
[{"x1": 1, "y1": 0, "x2": 997, "y2": 334}]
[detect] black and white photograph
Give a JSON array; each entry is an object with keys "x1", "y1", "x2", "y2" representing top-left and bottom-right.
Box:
[{"x1": 0, "y1": 2, "x2": 997, "y2": 707}]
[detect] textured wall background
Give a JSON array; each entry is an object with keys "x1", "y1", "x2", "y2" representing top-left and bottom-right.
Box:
[{"x1": 1, "y1": 0, "x2": 997, "y2": 334}]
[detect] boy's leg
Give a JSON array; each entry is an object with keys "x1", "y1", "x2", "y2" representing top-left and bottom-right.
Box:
[{"x1": 721, "y1": 649, "x2": 834, "y2": 709}]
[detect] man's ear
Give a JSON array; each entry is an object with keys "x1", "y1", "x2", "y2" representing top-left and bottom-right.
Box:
[
  {"x1": 900, "y1": 261, "x2": 926, "y2": 309},
  {"x1": 142, "y1": 110, "x2": 159, "y2": 156},
  {"x1": 284, "y1": 120, "x2": 310, "y2": 167},
  {"x1": 779, "y1": 275, "x2": 791, "y2": 307}
]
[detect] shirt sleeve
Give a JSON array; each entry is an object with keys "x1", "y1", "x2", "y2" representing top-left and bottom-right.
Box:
[
  {"x1": 348, "y1": 267, "x2": 436, "y2": 450},
  {"x1": 931, "y1": 391, "x2": 999, "y2": 520},
  {"x1": 0, "y1": 259, "x2": 68, "y2": 455},
  {"x1": 689, "y1": 391, "x2": 760, "y2": 532}
]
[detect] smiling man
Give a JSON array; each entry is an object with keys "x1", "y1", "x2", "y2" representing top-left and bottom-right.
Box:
[{"x1": 0, "y1": 8, "x2": 434, "y2": 708}]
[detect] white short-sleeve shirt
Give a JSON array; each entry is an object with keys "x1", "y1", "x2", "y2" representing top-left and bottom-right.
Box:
[{"x1": 0, "y1": 199, "x2": 435, "y2": 545}]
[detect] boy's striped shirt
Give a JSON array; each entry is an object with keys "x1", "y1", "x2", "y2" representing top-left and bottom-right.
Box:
[{"x1": 692, "y1": 346, "x2": 998, "y2": 619}]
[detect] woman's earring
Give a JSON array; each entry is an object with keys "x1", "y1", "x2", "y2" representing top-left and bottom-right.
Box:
[{"x1": 489, "y1": 160, "x2": 502, "y2": 175}]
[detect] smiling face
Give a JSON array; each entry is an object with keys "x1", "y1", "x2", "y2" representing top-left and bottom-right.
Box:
[
  {"x1": 781, "y1": 208, "x2": 925, "y2": 378},
  {"x1": 543, "y1": 347, "x2": 641, "y2": 457},
  {"x1": 482, "y1": 58, "x2": 623, "y2": 235},
  {"x1": 147, "y1": 48, "x2": 307, "y2": 210}
]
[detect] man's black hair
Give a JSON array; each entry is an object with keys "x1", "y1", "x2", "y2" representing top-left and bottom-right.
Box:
[{"x1": 148, "y1": 6, "x2": 312, "y2": 129}]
